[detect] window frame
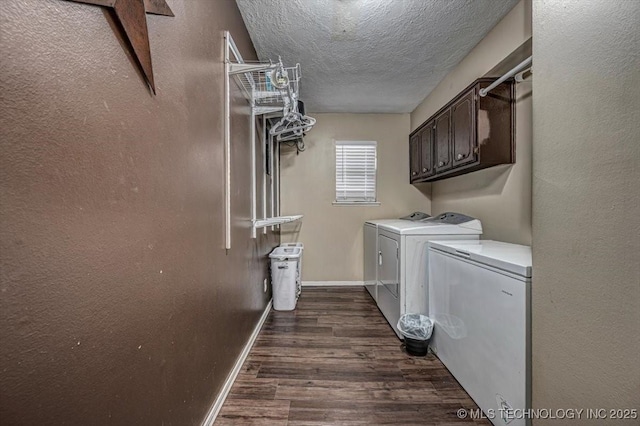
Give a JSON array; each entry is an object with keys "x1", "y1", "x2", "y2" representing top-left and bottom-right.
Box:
[{"x1": 333, "y1": 140, "x2": 380, "y2": 206}]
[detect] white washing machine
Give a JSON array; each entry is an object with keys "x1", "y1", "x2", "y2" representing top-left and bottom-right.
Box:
[{"x1": 373, "y1": 213, "x2": 483, "y2": 338}]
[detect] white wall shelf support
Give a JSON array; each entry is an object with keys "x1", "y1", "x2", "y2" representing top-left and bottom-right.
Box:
[
  {"x1": 253, "y1": 215, "x2": 303, "y2": 229},
  {"x1": 228, "y1": 62, "x2": 276, "y2": 75},
  {"x1": 223, "y1": 31, "x2": 241, "y2": 249},
  {"x1": 225, "y1": 31, "x2": 305, "y2": 244}
]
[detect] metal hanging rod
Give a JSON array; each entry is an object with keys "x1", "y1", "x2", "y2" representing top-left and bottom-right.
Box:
[
  {"x1": 480, "y1": 56, "x2": 532, "y2": 97},
  {"x1": 515, "y1": 67, "x2": 532, "y2": 82}
]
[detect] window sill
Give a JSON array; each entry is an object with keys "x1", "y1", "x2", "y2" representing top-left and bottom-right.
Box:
[{"x1": 332, "y1": 201, "x2": 380, "y2": 207}]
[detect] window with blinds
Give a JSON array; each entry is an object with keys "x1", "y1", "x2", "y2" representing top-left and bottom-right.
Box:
[{"x1": 335, "y1": 141, "x2": 378, "y2": 204}]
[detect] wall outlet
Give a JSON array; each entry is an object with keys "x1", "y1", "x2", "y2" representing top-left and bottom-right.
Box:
[{"x1": 263, "y1": 278, "x2": 268, "y2": 293}]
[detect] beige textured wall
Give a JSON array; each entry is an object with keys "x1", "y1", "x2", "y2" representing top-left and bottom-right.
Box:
[
  {"x1": 531, "y1": 1, "x2": 640, "y2": 423},
  {"x1": 280, "y1": 114, "x2": 431, "y2": 281},
  {"x1": 410, "y1": 0, "x2": 532, "y2": 245}
]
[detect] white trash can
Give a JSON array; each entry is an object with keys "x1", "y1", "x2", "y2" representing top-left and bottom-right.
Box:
[
  {"x1": 269, "y1": 246, "x2": 302, "y2": 311},
  {"x1": 280, "y1": 242, "x2": 303, "y2": 297}
]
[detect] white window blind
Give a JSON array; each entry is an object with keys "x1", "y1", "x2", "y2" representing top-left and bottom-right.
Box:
[{"x1": 335, "y1": 141, "x2": 377, "y2": 203}]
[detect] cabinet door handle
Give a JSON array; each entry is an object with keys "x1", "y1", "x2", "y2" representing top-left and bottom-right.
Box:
[
  {"x1": 378, "y1": 251, "x2": 383, "y2": 266},
  {"x1": 412, "y1": 171, "x2": 417, "y2": 176},
  {"x1": 422, "y1": 168, "x2": 427, "y2": 172},
  {"x1": 456, "y1": 153, "x2": 464, "y2": 160},
  {"x1": 438, "y1": 161, "x2": 444, "y2": 167}
]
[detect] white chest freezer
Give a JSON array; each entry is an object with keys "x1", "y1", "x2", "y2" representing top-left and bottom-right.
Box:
[{"x1": 428, "y1": 240, "x2": 532, "y2": 426}]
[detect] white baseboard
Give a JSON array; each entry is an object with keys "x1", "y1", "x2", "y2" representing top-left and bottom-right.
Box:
[
  {"x1": 302, "y1": 281, "x2": 364, "y2": 287},
  {"x1": 201, "y1": 299, "x2": 272, "y2": 426}
]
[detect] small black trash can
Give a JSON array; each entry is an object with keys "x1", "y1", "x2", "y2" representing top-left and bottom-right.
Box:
[
  {"x1": 404, "y1": 336, "x2": 431, "y2": 356},
  {"x1": 397, "y1": 314, "x2": 434, "y2": 357}
]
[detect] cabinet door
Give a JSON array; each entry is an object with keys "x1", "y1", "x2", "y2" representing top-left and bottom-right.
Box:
[
  {"x1": 409, "y1": 134, "x2": 421, "y2": 181},
  {"x1": 451, "y1": 89, "x2": 477, "y2": 167},
  {"x1": 378, "y1": 234, "x2": 399, "y2": 298},
  {"x1": 419, "y1": 123, "x2": 434, "y2": 177},
  {"x1": 434, "y1": 109, "x2": 452, "y2": 173}
]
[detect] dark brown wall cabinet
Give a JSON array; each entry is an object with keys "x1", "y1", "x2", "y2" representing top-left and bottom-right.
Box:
[
  {"x1": 410, "y1": 120, "x2": 435, "y2": 179},
  {"x1": 409, "y1": 78, "x2": 515, "y2": 183}
]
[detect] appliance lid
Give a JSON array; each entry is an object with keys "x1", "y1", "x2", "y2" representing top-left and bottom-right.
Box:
[
  {"x1": 366, "y1": 212, "x2": 482, "y2": 235},
  {"x1": 365, "y1": 212, "x2": 430, "y2": 226},
  {"x1": 429, "y1": 240, "x2": 532, "y2": 278},
  {"x1": 377, "y1": 220, "x2": 483, "y2": 234},
  {"x1": 377, "y1": 212, "x2": 482, "y2": 235},
  {"x1": 364, "y1": 219, "x2": 402, "y2": 226}
]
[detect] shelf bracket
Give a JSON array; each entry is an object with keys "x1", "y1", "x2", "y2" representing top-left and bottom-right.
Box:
[
  {"x1": 229, "y1": 62, "x2": 276, "y2": 75},
  {"x1": 253, "y1": 215, "x2": 303, "y2": 229}
]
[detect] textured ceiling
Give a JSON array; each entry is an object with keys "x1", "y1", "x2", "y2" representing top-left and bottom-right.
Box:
[{"x1": 236, "y1": 0, "x2": 519, "y2": 113}]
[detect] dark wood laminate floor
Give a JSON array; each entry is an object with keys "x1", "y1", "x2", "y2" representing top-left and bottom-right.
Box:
[{"x1": 216, "y1": 287, "x2": 489, "y2": 425}]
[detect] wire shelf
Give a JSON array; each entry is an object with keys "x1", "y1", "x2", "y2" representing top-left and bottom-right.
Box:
[
  {"x1": 229, "y1": 60, "x2": 301, "y2": 111},
  {"x1": 253, "y1": 214, "x2": 303, "y2": 228},
  {"x1": 224, "y1": 32, "x2": 309, "y2": 249},
  {"x1": 226, "y1": 50, "x2": 315, "y2": 147}
]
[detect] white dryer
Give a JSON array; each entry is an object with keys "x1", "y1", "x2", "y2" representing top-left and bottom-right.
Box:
[
  {"x1": 364, "y1": 219, "x2": 399, "y2": 302},
  {"x1": 363, "y1": 213, "x2": 431, "y2": 302},
  {"x1": 375, "y1": 213, "x2": 482, "y2": 338}
]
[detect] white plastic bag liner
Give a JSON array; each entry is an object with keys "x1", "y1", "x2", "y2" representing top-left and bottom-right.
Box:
[
  {"x1": 270, "y1": 247, "x2": 302, "y2": 311},
  {"x1": 397, "y1": 314, "x2": 434, "y2": 340},
  {"x1": 269, "y1": 246, "x2": 302, "y2": 260},
  {"x1": 280, "y1": 243, "x2": 304, "y2": 249}
]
